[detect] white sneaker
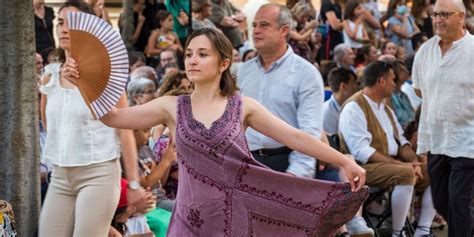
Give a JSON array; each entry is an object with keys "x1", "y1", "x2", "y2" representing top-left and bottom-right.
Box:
[{"x1": 346, "y1": 216, "x2": 375, "y2": 237}]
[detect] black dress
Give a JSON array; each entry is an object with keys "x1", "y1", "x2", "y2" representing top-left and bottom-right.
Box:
[
  {"x1": 317, "y1": 0, "x2": 343, "y2": 62},
  {"x1": 35, "y1": 6, "x2": 55, "y2": 58}
]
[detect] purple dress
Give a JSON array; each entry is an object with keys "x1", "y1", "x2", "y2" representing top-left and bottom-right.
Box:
[{"x1": 167, "y1": 95, "x2": 368, "y2": 236}]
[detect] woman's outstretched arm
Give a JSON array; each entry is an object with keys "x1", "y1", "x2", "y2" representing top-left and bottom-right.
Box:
[
  {"x1": 243, "y1": 96, "x2": 366, "y2": 191},
  {"x1": 100, "y1": 94, "x2": 176, "y2": 131}
]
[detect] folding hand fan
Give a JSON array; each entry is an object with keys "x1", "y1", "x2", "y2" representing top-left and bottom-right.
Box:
[{"x1": 67, "y1": 12, "x2": 129, "y2": 119}]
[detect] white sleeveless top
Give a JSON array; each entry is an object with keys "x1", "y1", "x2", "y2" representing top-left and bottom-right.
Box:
[
  {"x1": 343, "y1": 20, "x2": 364, "y2": 49},
  {"x1": 40, "y1": 63, "x2": 120, "y2": 167}
]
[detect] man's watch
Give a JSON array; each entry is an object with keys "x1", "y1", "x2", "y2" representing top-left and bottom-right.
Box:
[{"x1": 128, "y1": 180, "x2": 142, "y2": 190}]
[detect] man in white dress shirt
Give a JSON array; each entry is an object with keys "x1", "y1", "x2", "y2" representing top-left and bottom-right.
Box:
[
  {"x1": 339, "y1": 61, "x2": 436, "y2": 236},
  {"x1": 411, "y1": 0, "x2": 474, "y2": 235}
]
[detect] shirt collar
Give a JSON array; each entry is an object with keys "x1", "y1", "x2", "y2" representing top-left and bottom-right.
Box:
[
  {"x1": 256, "y1": 46, "x2": 294, "y2": 71},
  {"x1": 363, "y1": 93, "x2": 385, "y2": 110},
  {"x1": 330, "y1": 95, "x2": 341, "y2": 111},
  {"x1": 435, "y1": 30, "x2": 471, "y2": 47}
]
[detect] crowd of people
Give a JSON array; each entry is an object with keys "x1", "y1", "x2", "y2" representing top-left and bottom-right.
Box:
[{"x1": 23, "y1": 0, "x2": 473, "y2": 236}]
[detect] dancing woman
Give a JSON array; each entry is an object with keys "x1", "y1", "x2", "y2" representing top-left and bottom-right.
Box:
[{"x1": 64, "y1": 28, "x2": 368, "y2": 236}]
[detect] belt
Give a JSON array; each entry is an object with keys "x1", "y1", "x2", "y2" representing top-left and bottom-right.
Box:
[{"x1": 251, "y1": 146, "x2": 293, "y2": 157}]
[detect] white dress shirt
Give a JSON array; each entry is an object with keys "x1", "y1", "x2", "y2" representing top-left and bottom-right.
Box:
[
  {"x1": 412, "y1": 32, "x2": 474, "y2": 159},
  {"x1": 40, "y1": 63, "x2": 121, "y2": 166},
  {"x1": 339, "y1": 94, "x2": 409, "y2": 164},
  {"x1": 237, "y1": 47, "x2": 324, "y2": 178}
]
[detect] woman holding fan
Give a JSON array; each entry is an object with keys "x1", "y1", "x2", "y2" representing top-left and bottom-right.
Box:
[{"x1": 38, "y1": 2, "x2": 146, "y2": 236}]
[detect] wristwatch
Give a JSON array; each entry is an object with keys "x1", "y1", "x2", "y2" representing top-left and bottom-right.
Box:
[{"x1": 128, "y1": 180, "x2": 142, "y2": 190}]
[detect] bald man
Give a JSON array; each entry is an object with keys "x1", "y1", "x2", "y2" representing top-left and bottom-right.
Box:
[{"x1": 411, "y1": 0, "x2": 474, "y2": 236}]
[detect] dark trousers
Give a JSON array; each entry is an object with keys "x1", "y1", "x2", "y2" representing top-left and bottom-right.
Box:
[
  {"x1": 251, "y1": 152, "x2": 290, "y2": 173},
  {"x1": 427, "y1": 153, "x2": 474, "y2": 237}
]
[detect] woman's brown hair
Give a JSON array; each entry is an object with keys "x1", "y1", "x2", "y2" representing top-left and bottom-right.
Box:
[
  {"x1": 184, "y1": 28, "x2": 239, "y2": 97},
  {"x1": 59, "y1": 1, "x2": 95, "y2": 15}
]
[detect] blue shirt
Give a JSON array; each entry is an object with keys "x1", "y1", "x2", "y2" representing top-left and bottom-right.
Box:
[
  {"x1": 390, "y1": 91, "x2": 415, "y2": 128},
  {"x1": 237, "y1": 47, "x2": 324, "y2": 178},
  {"x1": 323, "y1": 95, "x2": 341, "y2": 135},
  {"x1": 386, "y1": 16, "x2": 416, "y2": 56}
]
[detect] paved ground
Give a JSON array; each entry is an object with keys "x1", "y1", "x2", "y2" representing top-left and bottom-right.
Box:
[{"x1": 374, "y1": 225, "x2": 447, "y2": 237}]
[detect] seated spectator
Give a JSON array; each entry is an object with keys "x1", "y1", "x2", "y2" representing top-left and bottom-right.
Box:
[
  {"x1": 354, "y1": 44, "x2": 378, "y2": 78},
  {"x1": 381, "y1": 40, "x2": 398, "y2": 57},
  {"x1": 321, "y1": 67, "x2": 372, "y2": 237},
  {"x1": 410, "y1": 32, "x2": 428, "y2": 53},
  {"x1": 157, "y1": 71, "x2": 193, "y2": 97},
  {"x1": 126, "y1": 79, "x2": 173, "y2": 215},
  {"x1": 319, "y1": 60, "x2": 339, "y2": 101},
  {"x1": 111, "y1": 178, "x2": 155, "y2": 236},
  {"x1": 323, "y1": 68, "x2": 359, "y2": 136},
  {"x1": 35, "y1": 53, "x2": 44, "y2": 83},
  {"x1": 333, "y1": 43, "x2": 356, "y2": 71},
  {"x1": 161, "y1": 63, "x2": 180, "y2": 83},
  {"x1": 400, "y1": 56, "x2": 421, "y2": 110},
  {"x1": 156, "y1": 48, "x2": 179, "y2": 83},
  {"x1": 192, "y1": 0, "x2": 218, "y2": 30},
  {"x1": 127, "y1": 78, "x2": 157, "y2": 145},
  {"x1": 242, "y1": 49, "x2": 257, "y2": 62},
  {"x1": 146, "y1": 71, "x2": 194, "y2": 211},
  {"x1": 230, "y1": 48, "x2": 242, "y2": 76},
  {"x1": 383, "y1": 60, "x2": 415, "y2": 128},
  {"x1": 46, "y1": 48, "x2": 65, "y2": 65},
  {"x1": 131, "y1": 66, "x2": 158, "y2": 83},
  {"x1": 395, "y1": 45, "x2": 406, "y2": 61},
  {"x1": 378, "y1": 53, "x2": 397, "y2": 62},
  {"x1": 339, "y1": 61, "x2": 436, "y2": 236},
  {"x1": 129, "y1": 51, "x2": 147, "y2": 74}
]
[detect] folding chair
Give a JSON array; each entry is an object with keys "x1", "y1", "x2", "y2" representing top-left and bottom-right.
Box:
[{"x1": 362, "y1": 187, "x2": 415, "y2": 237}]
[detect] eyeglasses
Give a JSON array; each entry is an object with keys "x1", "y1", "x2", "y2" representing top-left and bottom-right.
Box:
[{"x1": 430, "y1": 11, "x2": 457, "y2": 20}]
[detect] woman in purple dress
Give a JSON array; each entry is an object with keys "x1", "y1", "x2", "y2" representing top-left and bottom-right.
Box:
[{"x1": 65, "y1": 28, "x2": 368, "y2": 236}]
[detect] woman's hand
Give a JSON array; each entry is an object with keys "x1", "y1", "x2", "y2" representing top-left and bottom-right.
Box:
[
  {"x1": 61, "y1": 57, "x2": 79, "y2": 85},
  {"x1": 341, "y1": 159, "x2": 366, "y2": 192}
]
